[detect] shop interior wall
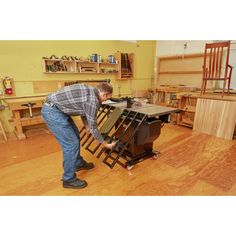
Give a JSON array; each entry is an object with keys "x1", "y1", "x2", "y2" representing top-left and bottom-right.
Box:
[
  {"x1": 0, "y1": 40, "x2": 156, "y2": 132},
  {"x1": 155, "y1": 40, "x2": 236, "y2": 89}
]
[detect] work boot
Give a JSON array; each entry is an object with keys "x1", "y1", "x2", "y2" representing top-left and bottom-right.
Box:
[
  {"x1": 63, "y1": 178, "x2": 88, "y2": 189},
  {"x1": 76, "y1": 161, "x2": 95, "y2": 171}
]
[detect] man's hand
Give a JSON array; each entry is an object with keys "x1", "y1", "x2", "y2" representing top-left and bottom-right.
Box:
[{"x1": 103, "y1": 141, "x2": 116, "y2": 149}]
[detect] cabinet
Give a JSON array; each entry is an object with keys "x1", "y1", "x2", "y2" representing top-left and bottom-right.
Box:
[
  {"x1": 115, "y1": 52, "x2": 134, "y2": 80},
  {"x1": 177, "y1": 95, "x2": 197, "y2": 128},
  {"x1": 42, "y1": 58, "x2": 119, "y2": 75}
]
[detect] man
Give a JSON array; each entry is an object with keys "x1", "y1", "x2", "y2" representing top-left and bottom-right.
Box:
[{"x1": 41, "y1": 82, "x2": 116, "y2": 189}]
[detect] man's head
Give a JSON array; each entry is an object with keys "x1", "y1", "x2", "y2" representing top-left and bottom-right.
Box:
[{"x1": 96, "y1": 82, "x2": 113, "y2": 102}]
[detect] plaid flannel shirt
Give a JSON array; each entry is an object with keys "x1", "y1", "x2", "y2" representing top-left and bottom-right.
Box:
[{"x1": 46, "y1": 83, "x2": 104, "y2": 143}]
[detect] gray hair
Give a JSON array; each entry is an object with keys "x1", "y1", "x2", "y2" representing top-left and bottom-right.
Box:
[{"x1": 96, "y1": 82, "x2": 113, "y2": 94}]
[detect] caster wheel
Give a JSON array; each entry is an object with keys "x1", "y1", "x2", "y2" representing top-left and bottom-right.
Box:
[
  {"x1": 127, "y1": 165, "x2": 134, "y2": 170},
  {"x1": 152, "y1": 154, "x2": 159, "y2": 160}
]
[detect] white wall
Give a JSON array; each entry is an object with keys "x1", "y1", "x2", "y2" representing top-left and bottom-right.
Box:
[{"x1": 156, "y1": 40, "x2": 236, "y2": 89}]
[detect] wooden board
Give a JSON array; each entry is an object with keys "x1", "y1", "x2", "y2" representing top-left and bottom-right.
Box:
[{"x1": 193, "y1": 98, "x2": 236, "y2": 140}]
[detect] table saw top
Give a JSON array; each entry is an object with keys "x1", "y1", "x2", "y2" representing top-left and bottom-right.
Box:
[{"x1": 105, "y1": 102, "x2": 179, "y2": 118}]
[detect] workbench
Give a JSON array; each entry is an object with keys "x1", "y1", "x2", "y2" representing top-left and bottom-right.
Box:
[
  {"x1": 81, "y1": 101, "x2": 179, "y2": 170},
  {"x1": 4, "y1": 96, "x2": 46, "y2": 140}
]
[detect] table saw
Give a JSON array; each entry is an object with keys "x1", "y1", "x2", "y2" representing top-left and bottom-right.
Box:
[{"x1": 81, "y1": 100, "x2": 179, "y2": 170}]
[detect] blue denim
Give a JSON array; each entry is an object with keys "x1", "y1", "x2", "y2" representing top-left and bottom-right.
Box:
[{"x1": 41, "y1": 104, "x2": 85, "y2": 181}]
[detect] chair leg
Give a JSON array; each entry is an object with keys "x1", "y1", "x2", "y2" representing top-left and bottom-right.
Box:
[
  {"x1": 222, "y1": 79, "x2": 227, "y2": 97},
  {"x1": 228, "y1": 66, "x2": 233, "y2": 95},
  {"x1": 200, "y1": 79, "x2": 205, "y2": 96},
  {"x1": 227, "y1": 78, "x2": 231, "y2": 95},
  {"x1": 203, "y1": 80, "x2": 207, "y2": 95}
]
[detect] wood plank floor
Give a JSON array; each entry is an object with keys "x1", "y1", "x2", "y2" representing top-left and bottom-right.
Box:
[{"x1": 0, "y1": 123, "x2": 235, "y2": 196}]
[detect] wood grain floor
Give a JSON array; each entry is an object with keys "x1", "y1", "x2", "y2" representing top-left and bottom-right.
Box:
[{"x1": 0, "y1": 123, "x2": 235, "y2": 196}]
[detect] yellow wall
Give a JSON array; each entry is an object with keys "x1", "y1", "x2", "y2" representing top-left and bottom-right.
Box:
[{"x1": 0, "y1": 40, "x2": 156, "y2": 133}]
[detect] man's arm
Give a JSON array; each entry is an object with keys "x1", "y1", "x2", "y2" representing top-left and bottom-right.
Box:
[
  {"x1": 84, "y1": 102, "x2": 116, "y2": 149},
  {"x1": 81, "y1": 116, "x2": 89, "y2": 133},
  {"x1": 85, "y1": 103, "x2": 104, "y2": 143},
  {"x1": 81, "y1": 116, "x2": 87, "y2": 126}
]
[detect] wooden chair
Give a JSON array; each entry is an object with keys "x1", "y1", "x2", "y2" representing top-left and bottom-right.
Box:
[{"x1": 200, "y1": 41, "x2": 233, "y2": 97}]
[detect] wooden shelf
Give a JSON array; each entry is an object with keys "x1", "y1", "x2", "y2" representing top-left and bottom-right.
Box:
[
  {"x1": 159, "y1": 70, "x2": 202, "y2": 75},
  {"x1": 42, "y1": 53, "x2": 133, "y2": 80},
  {"x1": 79, "y1": 72, "x2": 98, "y2": 74},
  {"x1": 43, "y1": 72, "x2": 77, "y2": 74},
  {"x1": 100, "y1": 72, "x2": 119, "y2": 75},
  {"x1": 42, "y1": 56, "x2": 119, "y2": 76},
  {"x1": 99, "y1": 62, "x2": 118, "y2": 66},
  {"x1": 78, "y1": 61, "x2": 97, "y2": 64}
]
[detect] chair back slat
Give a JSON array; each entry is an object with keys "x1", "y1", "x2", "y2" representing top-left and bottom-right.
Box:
[
  {"x1": 208, "y1": 48, "x2": 213, "y2": 78},
  {"x1": 215, "y1": 47, "x2": 219, "y2": 78},
  {"x1": 218, "y1": 46, "x2": 223, "y2": 78},
  {"x1": 211, "y1": 47, "x2": 216, "y2": 78}
]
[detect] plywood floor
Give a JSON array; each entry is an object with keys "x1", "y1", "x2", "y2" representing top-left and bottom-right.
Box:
[{"x1": 0, "y1": 123, "x2": 236, "y2": 196}]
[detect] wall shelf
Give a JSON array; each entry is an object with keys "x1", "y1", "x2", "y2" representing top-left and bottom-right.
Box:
[
  {"x1": 42, "y1": 53, "x2": 134, "y2": 80},
  {"x1": 42, "y1": 58, "x2": 119, "y2": 75}
]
